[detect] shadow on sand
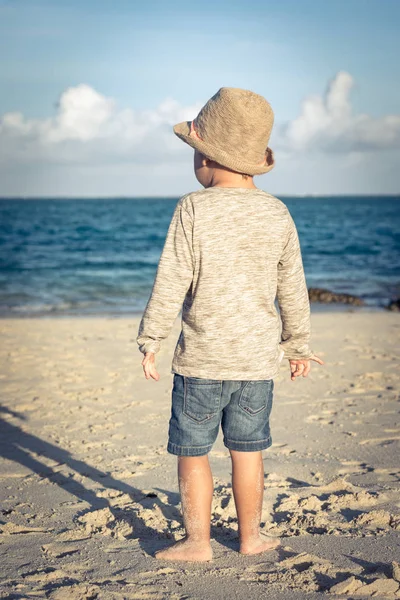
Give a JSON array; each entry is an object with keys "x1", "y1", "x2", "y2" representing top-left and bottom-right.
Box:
[{"x1": 0, "y1": 405, "x2": 238, "y2": 558}]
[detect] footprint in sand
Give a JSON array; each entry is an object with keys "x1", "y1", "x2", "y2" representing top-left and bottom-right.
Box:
[
  {"x1": 373, "y1": 467, "x2": 400, "y2": 483},
  {"x1": 47, "y1": 583, "x2": 101, "y2": 600},
  {"x1": 359, "y1": 436, "x2": 400, "y2": 446},
  {"x1": 280, "y1": 399, "x2": 306, "y2": 406},
  {"x1": 337, "y1": 460, "x2": 374, "y2": 476},
  {"x1": 41, "y1": 542, "x2": 80, "y2": 558},
  {"x1": 264, "y1": 472, "x2": 312, "y2": 489},
  {"x1": 240, "y1": 547, "x2": 400, "y2": 596},
  {"x1": 21, "y1": 567, "x2": 70, "y2": 584},
  {"x1": 55, "y1": 529, "x2": 91, "y2": 542},
  {"x1": 305, "y1": 414, "x2": 335, "y2": 426},
  {"x1": 0, "y1": 522, "x2": 49, "y2": 536},
  {"x1": 269, "y1": 442, "x2": 297, "y2": 455},
  {"x1": 262, "y1": 476, "x2": 398, "y2": 538}
]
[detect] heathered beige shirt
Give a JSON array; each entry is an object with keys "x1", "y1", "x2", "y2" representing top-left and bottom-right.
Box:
[{"x1": 136, "y1": 187, "x2": 314, "y2": 380}]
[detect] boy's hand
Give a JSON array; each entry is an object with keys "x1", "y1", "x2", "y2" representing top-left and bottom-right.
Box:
[
  {"x1": 289, "y1": 354, "x2": 324, "y2": 380},
  {"x1": 141, "y1": 352, "x2": 160, "y2": 381}
]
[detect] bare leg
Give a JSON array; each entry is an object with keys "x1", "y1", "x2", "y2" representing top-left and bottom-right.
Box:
[
  {"x1": 230, "y1": 449, "x2": 281, "y2": 555},
  {"x1": 155, "y1": 455, "x2": 213, "y2": 562}
]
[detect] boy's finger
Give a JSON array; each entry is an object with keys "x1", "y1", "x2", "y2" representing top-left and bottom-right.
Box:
[
  {"x1": 149, "y1": 366, "x2": 160, "y2": 381},
  {"x1": 302, "y1": 363, "x2": 311, "y2": 376},
  {"x1": 142, "y1": 361, "x2": 159, "y2": 381},
  {"x1": 291, "y1": 365, "x2": 304, "y2": 379},
  {"x1": 311, "y1": 355, "x2": 325, "y2": 365},
  {"x1": 143, "y1": 361, "x2": 151, "y2": 377}
]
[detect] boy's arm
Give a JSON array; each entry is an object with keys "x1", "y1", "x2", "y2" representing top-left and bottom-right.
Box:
[
  {"x1": 136, "y1": 199, "x2": 194, "y2": 355},
  {"x1": 276, "y1": 211, "x2": 314, "y2": 361}
]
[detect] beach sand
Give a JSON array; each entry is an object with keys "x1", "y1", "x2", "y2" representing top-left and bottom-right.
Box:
[{"x1": 0, "y1": 310, "x2": 399, "y2": 599}]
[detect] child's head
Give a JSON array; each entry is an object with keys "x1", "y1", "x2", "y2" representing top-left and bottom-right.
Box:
[{"x1": 173, "y1": 87, "x2": 275, "y2": 180}]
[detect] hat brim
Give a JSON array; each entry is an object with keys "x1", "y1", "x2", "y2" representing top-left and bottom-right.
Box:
[{"x1": 173, "y1": 121, "x2": 275, "y2": 176}]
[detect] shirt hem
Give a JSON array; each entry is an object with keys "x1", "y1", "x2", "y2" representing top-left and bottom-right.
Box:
[{"x1": 170, "y1": 362, "x2": 282, "y2": 381}]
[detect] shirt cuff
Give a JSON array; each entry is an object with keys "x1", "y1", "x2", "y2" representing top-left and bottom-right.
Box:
[
  {"x1": 138, "y1": 340, "x2": 160, "y2": 355},
  {"x1": 279, "y1": 344, "x2": 314, "y2": 361}
]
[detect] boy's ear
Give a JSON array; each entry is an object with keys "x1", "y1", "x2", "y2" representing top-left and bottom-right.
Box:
[
  {"x1": 195, "y1": 150, "x2": 210, "y2": 168},
  {"x1": 203, "y1": 155, "x2": 219, "y2": 168}
]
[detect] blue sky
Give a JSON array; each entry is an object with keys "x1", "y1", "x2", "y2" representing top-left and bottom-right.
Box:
[{"x1": 0, "y1": 0, "x2": 399, "y2": 196}]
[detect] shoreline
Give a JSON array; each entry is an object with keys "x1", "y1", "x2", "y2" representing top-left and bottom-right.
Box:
[{"x1": 0, "y1": 302, "x2": 394, "y2": 320}]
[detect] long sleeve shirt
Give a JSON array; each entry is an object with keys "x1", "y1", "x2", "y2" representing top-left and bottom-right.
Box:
[{"x1": 136, "y1": 187, "x2": 314, "y2": 380}]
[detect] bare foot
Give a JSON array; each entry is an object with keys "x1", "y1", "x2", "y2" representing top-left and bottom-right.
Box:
[
  {"x1": 239, "y1": 533, "x2": 281, "y2": 555},
  {"x1": 155, "y1": 536, "x2": 213, "y2": 562}
]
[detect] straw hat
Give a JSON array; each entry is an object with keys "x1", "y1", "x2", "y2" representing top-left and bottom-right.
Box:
[{"x1": 173, "y1": 87, "x2": 275, "y2": 176}]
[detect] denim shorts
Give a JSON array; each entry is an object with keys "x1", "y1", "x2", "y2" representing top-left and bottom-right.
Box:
[{"x1": 167, "y1": 374, "x2": 274, "y2": 456}]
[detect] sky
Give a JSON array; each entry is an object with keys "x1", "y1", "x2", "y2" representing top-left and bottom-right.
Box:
[{"x1": 0, "y1": 0, "x2": 399, "y2": 197}]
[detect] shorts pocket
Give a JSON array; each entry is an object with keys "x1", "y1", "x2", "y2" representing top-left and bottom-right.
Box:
[
  {"x1": 238, "y1": 380, "x2": 274, "y2": 416},
  {"x1": 183, "y1": 377, "x2": 222, "y2": 424}
]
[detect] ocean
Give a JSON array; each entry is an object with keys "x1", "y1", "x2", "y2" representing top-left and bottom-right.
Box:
[{"x1": 0, "y1": 196, "x2": 399, "y2": 317}]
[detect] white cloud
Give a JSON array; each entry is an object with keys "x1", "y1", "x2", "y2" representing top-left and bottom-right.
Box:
[
  {"x1": 277, "y1": 71, "x2": 400, "y2": 153},
  {"x1": 0, "y1": 84, "x2": 202, "y2": 165},
  {"x1": 0, "y1": 72, "x2": 399, "y2": 195}
]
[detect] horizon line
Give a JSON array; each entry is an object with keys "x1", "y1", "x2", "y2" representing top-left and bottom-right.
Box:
[{"x1": 0, "y1": 193, "x2": 399, "y2": 200}]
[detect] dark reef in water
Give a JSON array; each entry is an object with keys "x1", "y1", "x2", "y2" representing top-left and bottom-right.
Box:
[
  {"x1": 386, "y1": 298, "x2": 400, "y2": 311},
  {"x1": 308, "y1": 287, "x2": 365, "y2": 306},
  {"x1": 308, "y1": 288, "x2": 400, "y2": 311}
]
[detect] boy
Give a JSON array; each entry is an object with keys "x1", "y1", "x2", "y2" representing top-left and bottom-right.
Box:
[{"x1": 136, "y1": 87, "x2": 324, "y2": 562}]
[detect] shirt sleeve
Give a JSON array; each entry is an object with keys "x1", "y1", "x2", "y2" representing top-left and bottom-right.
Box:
[
  {"x1": 276, "y1": 210, "x2": 314, "y2": 360},
  {"x1": 136, "y1": 199, "x2": 194, "y2": 355}
]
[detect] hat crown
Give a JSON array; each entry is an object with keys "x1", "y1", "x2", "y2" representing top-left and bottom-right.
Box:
[{"x1": 195, "y1": 87, "x2": 274, "y2": 165}]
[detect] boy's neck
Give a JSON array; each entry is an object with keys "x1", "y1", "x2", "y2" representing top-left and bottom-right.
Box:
[{"x1": 205, "y1": 171, "x2": 258, "y2": 190}]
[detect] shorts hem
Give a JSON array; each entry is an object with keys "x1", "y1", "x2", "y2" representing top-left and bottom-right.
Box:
[
  {"x1": 223, "y1": 436, "x2": 272, "y2": 452},
  {"x1": 167, "y1": 441, "x2": 213, "y2": 456}
]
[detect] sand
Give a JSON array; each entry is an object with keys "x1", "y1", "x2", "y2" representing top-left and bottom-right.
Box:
[{"x1": 0, "y1": 310, "x2": 399, "y2": 599}]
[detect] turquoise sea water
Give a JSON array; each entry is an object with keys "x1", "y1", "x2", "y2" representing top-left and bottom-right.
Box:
[{"x1": 0, "y1": 196, "x2": 399, "y2": 316}]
